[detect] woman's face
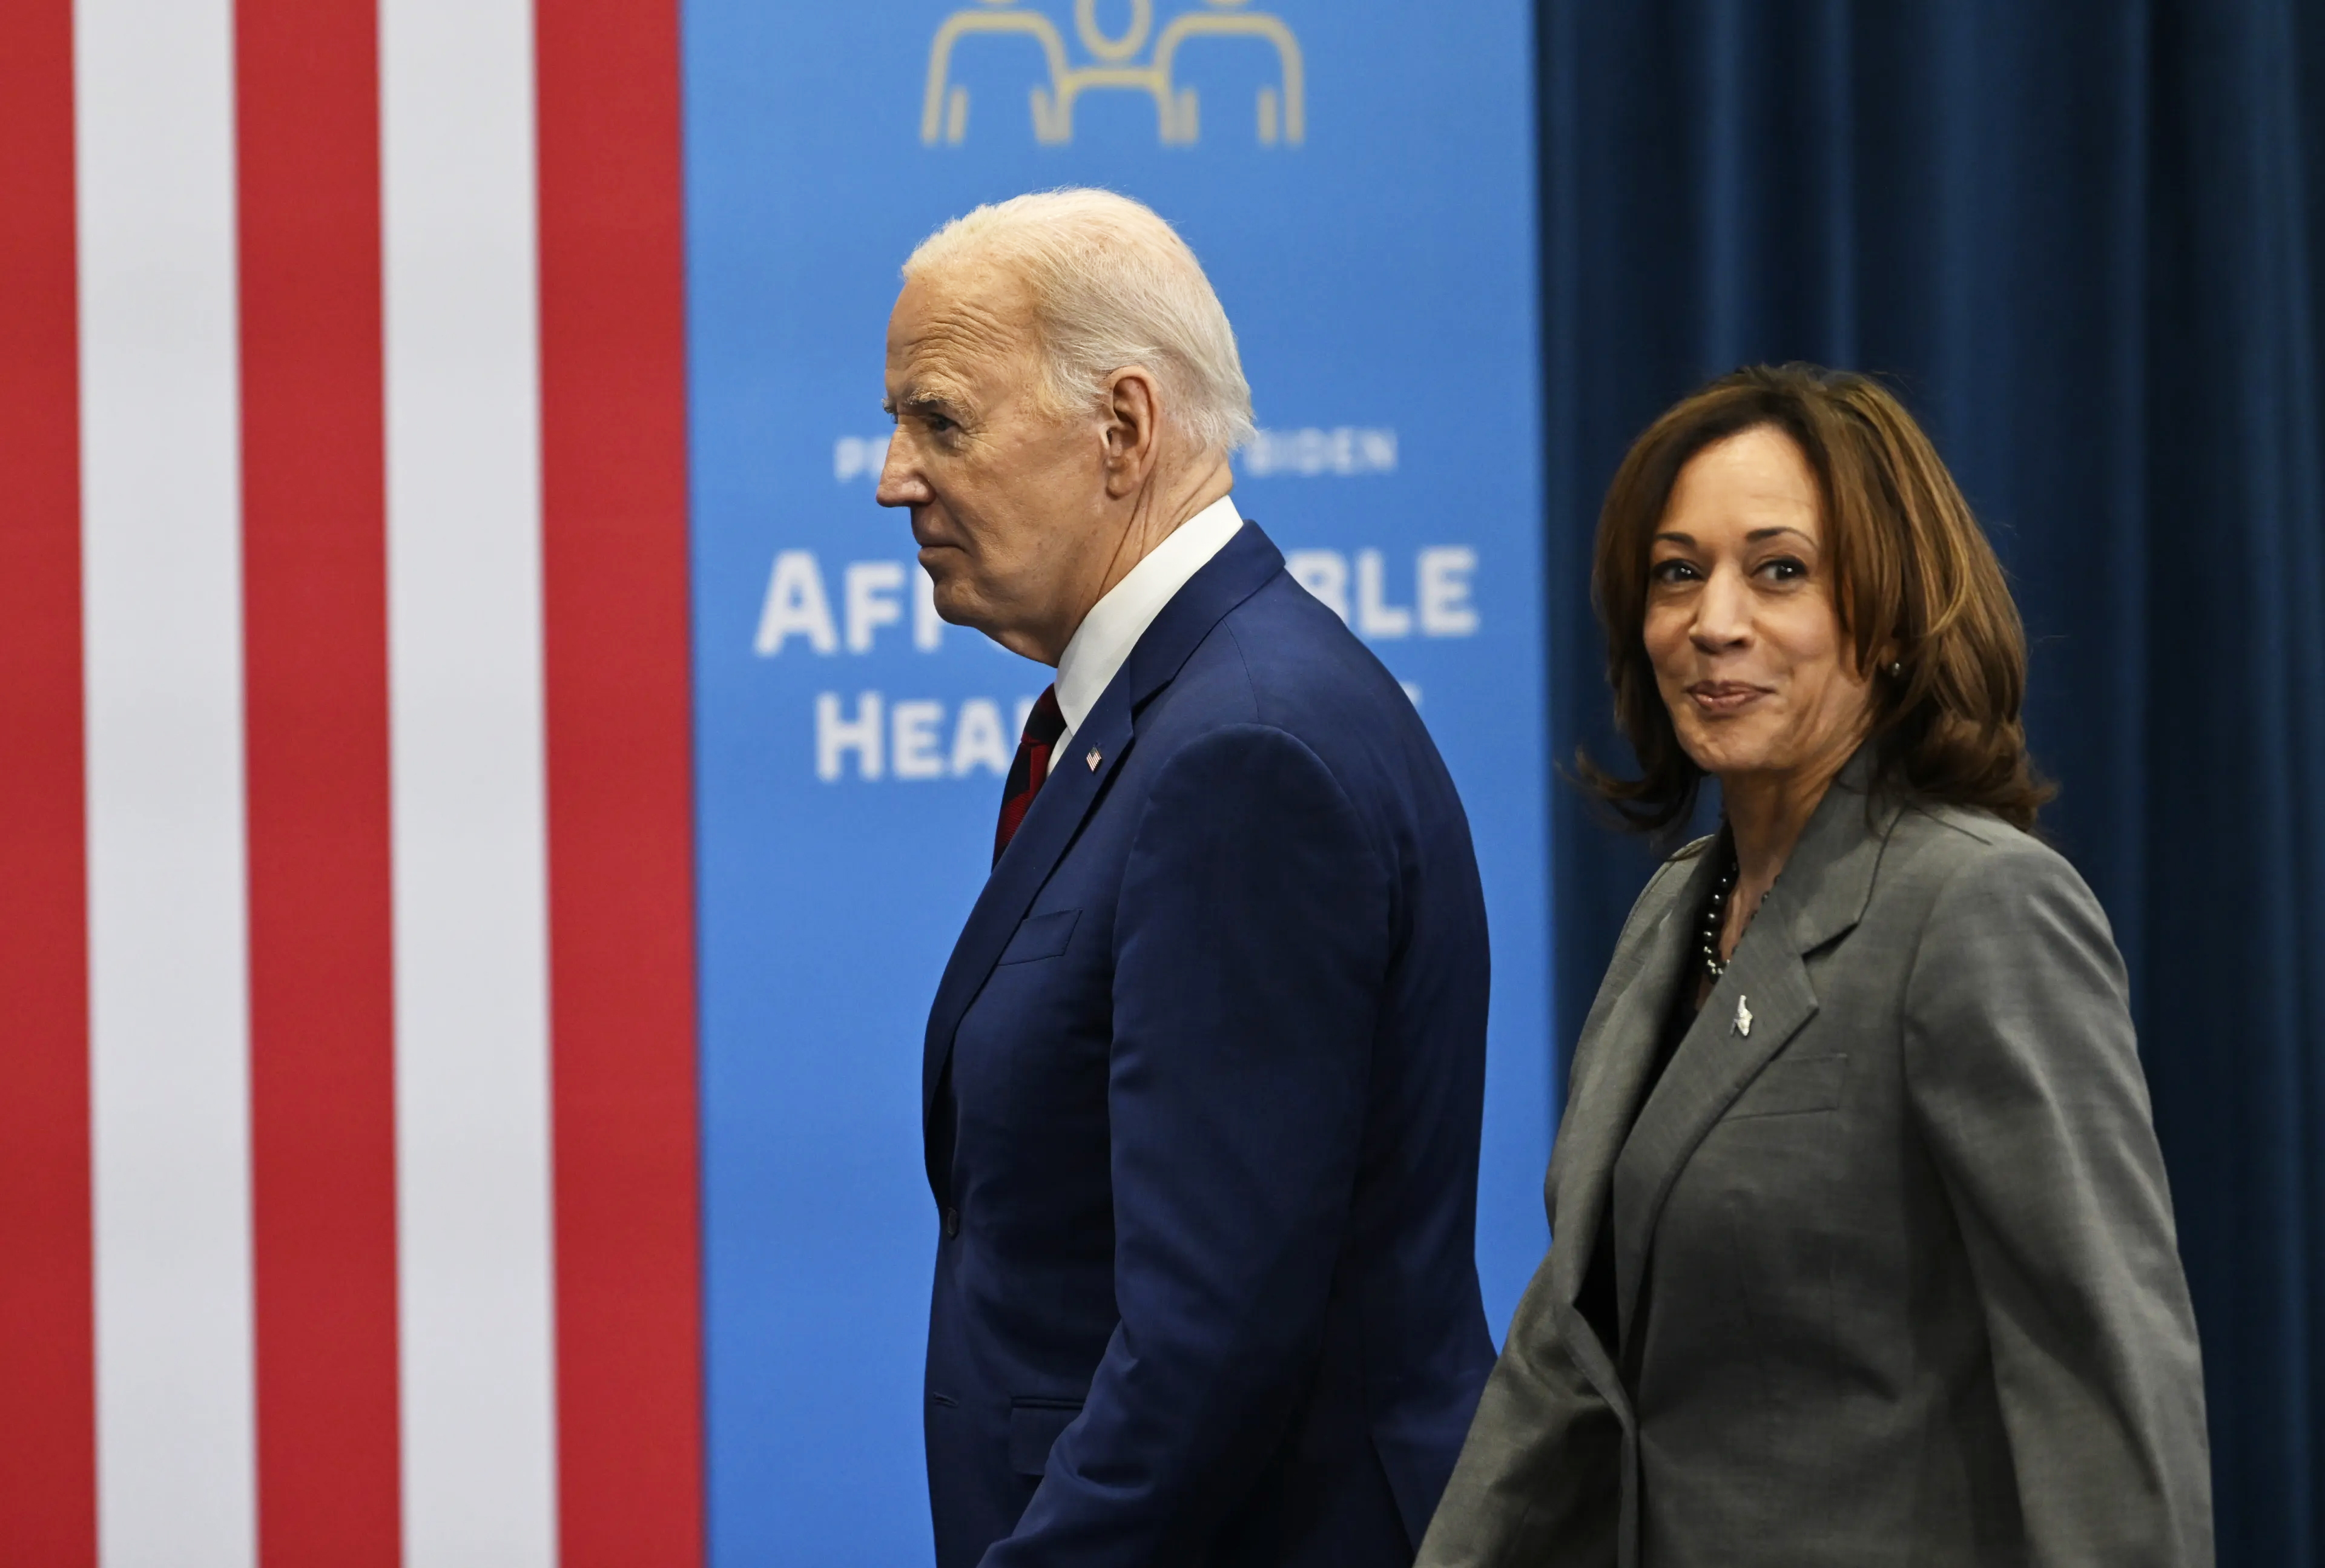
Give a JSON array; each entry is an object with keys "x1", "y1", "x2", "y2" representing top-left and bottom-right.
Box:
[{"x1": 1644, "y1": 425, "x2": 1873, "y2": 789}]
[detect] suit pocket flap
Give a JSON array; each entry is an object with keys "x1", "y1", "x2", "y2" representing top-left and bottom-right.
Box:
[
  {"x1": 1008, "y1": 1398, "x2": 1083, "y2": 1477},
  {"x1": 1727, "y1": 1054, "x2": 1847, "y2": 1119},
  {"x1": 997, "y1": 908, "x2": 1080, "y2": 966}
]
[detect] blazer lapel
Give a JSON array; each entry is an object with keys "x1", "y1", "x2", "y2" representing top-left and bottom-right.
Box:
[
  {"x1": 920, "y1": 681, "x2": 1129, "y2": 1135},
  {"x1": 920, "y1": 523, "x2": 1288, "y2": 1137},
  {"x1": 1543, "y1": 843, "x2": 1721, "y2": 1398},
  {"x1": 1609, "y1": 934, "x2": 1819, "y2": 1345},
  {"x1": 1609, "y1": 749, "x2": 1898, "y2": 1342}
]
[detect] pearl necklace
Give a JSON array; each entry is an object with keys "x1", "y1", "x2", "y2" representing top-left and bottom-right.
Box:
[{"x1": 1699, "y1": 848, "x2": 1740, "y2": 981}]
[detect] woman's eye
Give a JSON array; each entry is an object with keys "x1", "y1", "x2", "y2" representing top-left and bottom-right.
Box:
[
  {"x1": 1651, "y1": 559, "x2": 1698, "y2": 584},
  {"x1": 1758, "y1": 556, "x2": 1807, "y2": 582}
]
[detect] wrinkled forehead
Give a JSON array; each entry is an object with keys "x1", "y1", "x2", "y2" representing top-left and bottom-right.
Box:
[{"x1": 886, "y1": 262, "x2": 1040, "y2": 397}]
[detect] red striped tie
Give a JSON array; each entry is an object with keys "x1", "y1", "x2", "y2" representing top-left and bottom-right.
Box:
[{"x1": 994, "y1": 686, "x2": 1067, "y2": 866}]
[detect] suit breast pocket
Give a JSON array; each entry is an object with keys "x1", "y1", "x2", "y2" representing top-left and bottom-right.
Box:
[
  {"x1": 997, "y1": 908, "x2": 1080, "y2": 965},
  {"x1": 1725, "y1": 1054, "x2": 1848, "y2": 1120},
  {"x1": 979, "y1": 906, "x2": 1104, "y2": 1145}
]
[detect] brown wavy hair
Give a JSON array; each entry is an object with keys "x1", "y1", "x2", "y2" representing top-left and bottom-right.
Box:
[{"x1": 1581, "y1": 363, "x2": 2053, "y2": 833}]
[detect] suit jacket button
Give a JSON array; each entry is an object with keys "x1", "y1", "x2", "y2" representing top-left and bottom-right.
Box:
[{"x1": 942, "y1": 1207, "x2": 961, "y2": 1239}]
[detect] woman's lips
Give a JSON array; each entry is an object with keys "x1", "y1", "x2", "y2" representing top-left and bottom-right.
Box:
[{"x1": 1686, "y1": 681, "x2": 1770, "y2": 714}]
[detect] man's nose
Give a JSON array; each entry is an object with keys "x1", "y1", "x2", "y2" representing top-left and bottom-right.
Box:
[
  {"x1": 874, "y1": 436, "x2": 925, "y2": 509},
  {"x1": 1690, "y1": 567, "x2": 1751, "y2": 650}
]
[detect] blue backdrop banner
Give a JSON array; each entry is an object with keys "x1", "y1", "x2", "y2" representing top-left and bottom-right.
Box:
[{"x1": 682, "y1": 4, "x2": 1549, "y2": 1559}]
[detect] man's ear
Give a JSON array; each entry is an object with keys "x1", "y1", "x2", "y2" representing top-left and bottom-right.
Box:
[{"x1": 1100, "y1": 366, "x2": 1163, "y2": 498}]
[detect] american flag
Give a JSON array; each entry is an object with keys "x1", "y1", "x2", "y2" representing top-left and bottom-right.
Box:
[{"x1": 1, "y1": 2, "x2": 704, "y2": 1564}]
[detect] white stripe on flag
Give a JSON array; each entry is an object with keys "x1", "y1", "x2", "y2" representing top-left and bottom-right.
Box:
[
  {"x1": 380, "y1": 0, "x2": 561, "y2": 1563},
  {"x1": 74, "y1": 0, "x2": 258, "y2": 1564}
]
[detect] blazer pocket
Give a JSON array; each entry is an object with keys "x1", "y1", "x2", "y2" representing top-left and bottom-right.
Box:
[
  {"x1": 1008, "y1": 1397, "x2": 1083, "y2": 1477},
  {"x1": 1726, "y1": 1054, "x2": 1848, "y2": 1119},
  {"x1": 997, "y1": 908, "x2": 1080, "y2": 966}
]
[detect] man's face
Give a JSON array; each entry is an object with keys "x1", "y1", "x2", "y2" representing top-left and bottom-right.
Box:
[{"x1": 876, "y1": 263, "x2": 1109, "y2": 663}]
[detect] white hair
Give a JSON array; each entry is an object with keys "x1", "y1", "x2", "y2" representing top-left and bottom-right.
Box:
[{"x1": 903, "y1": 188, "x2": 1256, "y2": 454}]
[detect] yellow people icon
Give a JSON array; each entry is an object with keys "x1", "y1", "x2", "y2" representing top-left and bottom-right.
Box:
[
  {"x1": 921, "y1": 0, "x2": 1305, "y2": 148},
  {"x1": 1076, "y1": 0, "x2": 1153, "y2": 60}
]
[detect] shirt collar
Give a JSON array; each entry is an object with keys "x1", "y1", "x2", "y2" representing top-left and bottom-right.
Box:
[{"x1": 1053, "y1": 493, "x2": 1245, "y2": 740}]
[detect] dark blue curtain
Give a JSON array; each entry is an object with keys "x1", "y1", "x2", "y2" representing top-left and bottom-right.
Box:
[{"x1": 1535, "y1": 2, "x2": 2324, "y2": 1560}]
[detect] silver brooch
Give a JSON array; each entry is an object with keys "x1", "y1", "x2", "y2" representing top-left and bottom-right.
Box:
[{"x1": 1733, "y1": 995, "x2": 1753, "y2": 1038}]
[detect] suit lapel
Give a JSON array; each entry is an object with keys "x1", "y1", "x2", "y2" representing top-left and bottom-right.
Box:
[
  {"x1": 1548, "y1": 850, "x2": 1715, "y2": 1296},
  {"x1": 1540, "y1": 843, "x2": 1720, "y2": 1403},
  {"x1": 1608, "y1": 751, "x2": 1898, "y2": 1342},
  {"x1": 920, "y1": 680, "x2": 1129, "y2": 1130},
  {"x1": 1609, "y1": 931, "x2": 1819, "y2": 1343},
  {"x1": 920, "y1": 524, "x2": 1288, "y2": 1134}
]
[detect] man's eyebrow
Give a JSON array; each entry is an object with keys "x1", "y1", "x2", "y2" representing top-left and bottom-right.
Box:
[{"x1": 888, "y1": 386, "x2": 970, "y2": 421}]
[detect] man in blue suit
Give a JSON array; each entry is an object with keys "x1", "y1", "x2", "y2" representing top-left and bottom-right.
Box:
[{"x1": 878, "y1": 188, "x2": 1496, "y2": 1568}]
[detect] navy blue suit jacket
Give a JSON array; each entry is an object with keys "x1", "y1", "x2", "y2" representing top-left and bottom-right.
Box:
[{"x1": 922, "y1": 523, "x2": 1497, "y2": 1567}]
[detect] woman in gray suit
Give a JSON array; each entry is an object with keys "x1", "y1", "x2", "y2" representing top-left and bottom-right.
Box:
[{"x1": 1420, "y1": 365, "x2": 2211, "y2": 1567}]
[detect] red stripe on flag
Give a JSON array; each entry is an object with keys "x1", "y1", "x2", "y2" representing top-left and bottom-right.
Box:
[
  {"x1": 535, "y1": 2, "x2": 710, "y2": 1564},
  {"x1": 0, "y1": 5, "x2": 99, "y2": 1563},
  {"x1": 234, "y1": 1, "x2": 404, "y2": 1561}
]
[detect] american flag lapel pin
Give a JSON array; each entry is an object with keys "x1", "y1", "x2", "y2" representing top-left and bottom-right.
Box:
[{"x1": 1085, "y1": 746, "x2": 1102, "y2": 771}]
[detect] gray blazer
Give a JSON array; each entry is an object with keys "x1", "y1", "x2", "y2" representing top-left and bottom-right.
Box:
[{"x1": 1420, "y1": 762, "x2": 2212, "y2": 1567}]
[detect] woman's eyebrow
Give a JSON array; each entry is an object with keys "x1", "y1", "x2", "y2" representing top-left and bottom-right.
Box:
[{"x1": 1652, "y1": 526, "x2": 1816, "y2": 547}]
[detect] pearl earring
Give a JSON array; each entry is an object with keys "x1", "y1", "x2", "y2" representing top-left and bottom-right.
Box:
[{"x1": 1888, "y1": 661, "x2": 1904, "y2": 677}]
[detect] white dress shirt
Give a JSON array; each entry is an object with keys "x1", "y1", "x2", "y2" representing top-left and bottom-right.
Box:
[{"x1": 1051, "y1": 493, "x2": 1245, "y2": 761}]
